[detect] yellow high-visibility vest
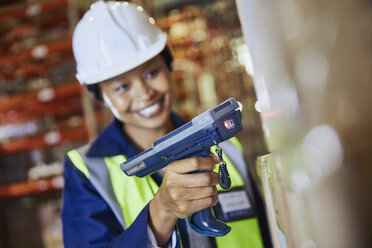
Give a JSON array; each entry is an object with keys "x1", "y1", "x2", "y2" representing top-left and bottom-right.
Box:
[{"x1": 67, "y1": 138, "x2": 263, "y2": 248}]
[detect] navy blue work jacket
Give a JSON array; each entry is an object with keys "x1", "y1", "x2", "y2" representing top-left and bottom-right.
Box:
[{"x1": 61, "y1": 113, "x2": 190, "y2": 248}]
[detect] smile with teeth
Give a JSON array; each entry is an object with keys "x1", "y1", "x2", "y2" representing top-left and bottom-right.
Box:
[{"x1": 137, "y1": 101, "x2": 162, "y2": 118}]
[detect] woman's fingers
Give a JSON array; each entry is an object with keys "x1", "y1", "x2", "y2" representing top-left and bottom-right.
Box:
[
  {"x1": 210, "y1": 153, "x2": 221, "y2": 164},
  {"x1": 168, "y1": 156, "x2": 219, "y2": 174},
  {"x1": 157, "y1": 155, "x2": 222, "y2": 219},
  {"x1": 178, "y1": 171, "x2": 219, "y2": 187},
  {"x1": 169, "y1": 195, "x2": 219, "y2": 219},
  {"x1": 167, "y1": 185, "x2": 218, "y2": 202}
]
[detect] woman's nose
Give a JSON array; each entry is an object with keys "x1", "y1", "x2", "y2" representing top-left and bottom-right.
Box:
[{"x1": 133, "y1": 78, "x2": 154, "y2": 100}]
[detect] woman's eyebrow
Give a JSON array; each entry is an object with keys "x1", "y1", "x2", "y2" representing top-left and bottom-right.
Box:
[
  {"x1": 108, "y1": 74, "x2": 128, "y2": 83},
  {"x1": 143, "y1": 57, "x2": 161, "y2": 71}
]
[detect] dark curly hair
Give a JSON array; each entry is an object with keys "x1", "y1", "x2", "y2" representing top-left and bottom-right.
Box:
[{"x1": 86, "y1": 47, "x2": 173, "y2": 101}]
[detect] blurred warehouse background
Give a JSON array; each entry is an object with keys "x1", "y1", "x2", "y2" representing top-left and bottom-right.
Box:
[{"x1": 0, "y1": 0, "x2": 371, "y2": 247}]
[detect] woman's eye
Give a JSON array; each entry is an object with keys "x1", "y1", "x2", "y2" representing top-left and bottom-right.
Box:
[
  {"x1": 144, "y1": 69, "x2": 160, "y2": 80},
  {"x1": 114, "y1": 83, "x2": 129, "y2": 92}
]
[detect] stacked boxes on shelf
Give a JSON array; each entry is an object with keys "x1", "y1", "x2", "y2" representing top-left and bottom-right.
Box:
[
  {"x1": 0, "y1": 0, "x2": 105, "y2": 191},
  {"x1": 156, "y1": 0, "x2": 266, "y2": 159},
  {"x1": 0, "y1": 0, "x2": 70, "y2": 189},
  {"x1": 0, "y1": 0, "x2": 99, "y2": 247}
]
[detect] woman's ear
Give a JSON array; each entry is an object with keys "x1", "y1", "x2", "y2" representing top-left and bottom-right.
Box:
[
  {"x1": 86, "y1": 84, "x2": 103, "y2": 102},
  {"x1": 82, "y1": 85, "x2": 97, "y2": 102}
]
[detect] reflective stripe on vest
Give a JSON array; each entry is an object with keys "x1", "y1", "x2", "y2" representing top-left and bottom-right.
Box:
[
  {"x1": 104, "y1": 154, "x2": 159, "y2": 227},
  {"x1": 67, "y1": 137, "x2": 263, "y2": 248},
  {"x1": 67, "y1": 144, "x2": 127, "y2": 229}
]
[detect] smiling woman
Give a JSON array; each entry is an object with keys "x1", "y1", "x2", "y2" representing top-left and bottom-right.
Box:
[
  {"x1": 61, "y1": 1, "x2": 264, "y2": 248},
  {"x1": 100, "y1": 55, "x2": 175, "y2": 150}
]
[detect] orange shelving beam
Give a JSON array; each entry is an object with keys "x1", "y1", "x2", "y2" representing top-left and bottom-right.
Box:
[
  {"x1": 0, "y1": 109, "x2": 109, "y2": 154},
  {"x1": 0, "y1": 176, "x2": 63, "y2": 199},
  {"x1": 0, "y1": 127, "x2": 89, "y2": 154},
  {"x1": 0, "y1": 126, "x2": 89, "y2": 154},
  {"x1": 0, "y1": 0, "x2": 68, "y2": 24},
  {"x1": 0, "y1": 82, "x2": 81, "y2": 113},
  {"x1": 0, "y1": 96, "x2": 82, "y2": 125},
  {"x1": 0, "y1": 39, "x2": 72, "y2": 68},
  {"x1": 1, "y1": 53, "x2": 73, "y2": 79},
  {"x1": 2, "y1": 14, "x2": 69, "y2": 42}
]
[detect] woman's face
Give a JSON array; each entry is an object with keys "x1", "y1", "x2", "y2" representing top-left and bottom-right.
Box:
[{"x1": 100, "y1": 55, "x2": 173, "y2": 131}]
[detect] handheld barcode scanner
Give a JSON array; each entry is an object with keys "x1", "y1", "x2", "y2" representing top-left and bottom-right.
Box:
[{"x1": 120, "y1": 98, "x2": 243, "y2": 236}]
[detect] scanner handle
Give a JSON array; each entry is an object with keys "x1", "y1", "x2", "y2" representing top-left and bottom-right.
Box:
[{"x1": 185, "y1": 150, "x2": 231, "y2": 236}]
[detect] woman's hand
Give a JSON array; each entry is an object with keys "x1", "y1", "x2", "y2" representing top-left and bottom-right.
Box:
[{"x1": 148, "y1": 155, "x2": 220, "y2": 246}]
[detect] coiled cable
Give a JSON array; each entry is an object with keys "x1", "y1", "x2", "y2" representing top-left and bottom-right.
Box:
[{"x1": 215, "y1": 146, "x2": 231, "y2": 190}]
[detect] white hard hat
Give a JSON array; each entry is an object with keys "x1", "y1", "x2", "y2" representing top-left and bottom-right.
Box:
[{"x1": 73, "y1": 1, "x2": 167, "y2": 85}]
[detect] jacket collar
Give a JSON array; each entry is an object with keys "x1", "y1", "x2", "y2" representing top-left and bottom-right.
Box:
[{"x1": 86, "y1": 112, "x2": 187, "y2": 158}]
